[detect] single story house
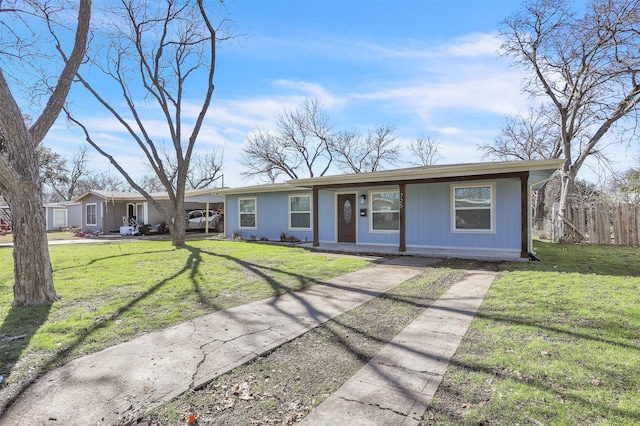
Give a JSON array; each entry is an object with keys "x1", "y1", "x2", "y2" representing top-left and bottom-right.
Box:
[
  {"x1": 72, "y1": 188, "x2": 224, "y2": 234},
  {"x1": 214, "y1": 159, "x2": 564, "y2": 261}
]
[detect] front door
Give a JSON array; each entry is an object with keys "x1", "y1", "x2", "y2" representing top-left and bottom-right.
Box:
[{"x1": 337, "y1": 194, "x2": 356, "y2": 243}]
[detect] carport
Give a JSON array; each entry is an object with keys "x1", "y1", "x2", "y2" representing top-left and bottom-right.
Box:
[{"x1": 183, "y1": 189, "x2": 225, "y2": 234}]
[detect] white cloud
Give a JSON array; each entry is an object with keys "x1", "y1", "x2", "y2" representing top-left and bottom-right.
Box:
[
  {"x1": 438, "y1": 127, "x2": 462, "y2": 135},
  {"x1": 355, "y1": 32, "x2": 502, "y2": 60}
]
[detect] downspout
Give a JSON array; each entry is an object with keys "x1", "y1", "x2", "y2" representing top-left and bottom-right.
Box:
[{"x1": 313, "y1": 186, "x2": 319, "y2": 247}]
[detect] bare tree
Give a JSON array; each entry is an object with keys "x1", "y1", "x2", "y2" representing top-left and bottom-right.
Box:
[
  {"x1": 0, "y1": 1, "x2": 90, "y2": 307},
  {"x1": 42, "y1": 146, "x2": 86, "y2": 202},
  {"x1": 500, "y1": 0, "x2": 640, "y2": 240},
  {"x1": 41, "y1": 146, "x2": 128, "y2": 202},
  {"x1": 241, "y1": 98, "x2": 334, "y2": 181},
  {"x1": 82, "y1": 170, "x2": 128, "y2": 193},
  {"x1": 408, "y1": 136, "x2": 441, "y2": 166},
  {"x1": 65, "y1": 0, "x2": 230, "y2": 247},
  {"x1": 609, "y1": 166, "x2": 640, "y2": 203},
  {"x1": 332, "y1": 124, "x2": 400, "y2": 173},
  {"x1": 139, "y1": 173, "x2": 167, "y2": 193},
  {"x1": 39, "y1": 145, "x2": 69, "y2": 197},
  {"x1": 144, "y1": 145, "x2": 224, "y2": 190},
  {"x1": 479, "y1": 106, "x2": 562, "y2": 161},
  {"x1": 480, "y1": 106, "x2": 564, "y2": 222}
]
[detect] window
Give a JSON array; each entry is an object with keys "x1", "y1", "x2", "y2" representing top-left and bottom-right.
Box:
[
  {"x1": 452, "y1": 184, "x2": 494, "y2": 232},
  {"x1": 53, "y1": 209, "x2": 67, "y2": 228},
  {"x1": 370, "y1": 190, "x2": 399, "y2": 231},
  {"x1": 86, "y1": 203, "x2": 97, "y2": 226},
  {"x1": 239, "y1": 198, "x2": 256, "y2": 228},
  {"x1": 289, "y1": 195, "x2": 311, "y2": 229}
]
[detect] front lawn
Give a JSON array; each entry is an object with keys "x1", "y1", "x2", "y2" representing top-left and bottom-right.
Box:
[
  {"x1": 0, "y1": 240, "x2": 370, "y2": 393},
  {"x1": 425, "y1": 242, "x2": 640, "y2": 425}
]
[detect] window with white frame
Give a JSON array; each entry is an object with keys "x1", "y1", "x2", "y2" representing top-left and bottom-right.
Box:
[
  {"x1": 86, "y1": 203, "x2": 97, "y2": 226},
  {"x1": 452, "y1": 183, "x2": 494, "y2": 232},
  {"x1": 239, "y1": 198, "x2": 256, "y2": 228},
  {"x1": 289, "y1": 194, "x2": 311, "y2": 229},
  {"x1": 370, "y1": 190, "x2": 400, "y2": 231},
  {"x1": 53, "y1": 209, "x2": 67, "y2": 228}
]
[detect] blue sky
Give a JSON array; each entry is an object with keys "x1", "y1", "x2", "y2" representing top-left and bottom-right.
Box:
[{"x1": 41, "y1": 0, "x2": 636, "y2": 188}]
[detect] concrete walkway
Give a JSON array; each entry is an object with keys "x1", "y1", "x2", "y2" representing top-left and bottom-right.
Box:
[
  {"x1": 0, "y1": 256, "x2": 438, "y2": 426},
  {"x1": 300, "y1": 268, "x2": 496, "y2": 425}
]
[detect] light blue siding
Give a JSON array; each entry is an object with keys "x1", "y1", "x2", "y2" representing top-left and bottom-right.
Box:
[
  {"x1": 224, "y1": 192, "x2": 313, "y2": 242},
  {"x1": 224, "y1": 177, "x2": 523, "y2": 254},
  {"x1": 357, "y1": 186, "x2": 400, "y2": 245},
  {"x1": 405, "y1": 179, "x2": 521, "y2": 250},
  {"x1": 318, "y1": 191, "x2": 335, "y2": 242}
]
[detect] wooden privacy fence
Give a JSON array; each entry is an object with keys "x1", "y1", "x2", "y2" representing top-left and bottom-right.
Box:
[{"x1": 553, "y1": 202, "x2": 640, "y2": 245}]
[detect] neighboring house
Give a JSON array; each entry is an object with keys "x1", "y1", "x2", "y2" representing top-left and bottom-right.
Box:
[
  {"x1": 214, "y1": 159, "x2": 564, "y2": 261},
  {"x1": 72, "y1": 189, "x2": 224, "y2": 234},
  {"x1": 44, "y1": 201, "x2": 82, "y2": 231}
]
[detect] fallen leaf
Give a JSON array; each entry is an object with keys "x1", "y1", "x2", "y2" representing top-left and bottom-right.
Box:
[
  {"x1": 223, "y1": 398, "x2": 235, "y2": 410},
  {"x1": 187, "y1": 413, "x2": 197, "y2": 424},
  {"x1": 591, "y1": 379, "x2": 603, "y2": 386}
]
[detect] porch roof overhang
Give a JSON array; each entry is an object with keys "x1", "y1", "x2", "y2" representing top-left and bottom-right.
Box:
[
  {"x1": 211, "y1": 183, "x2": 310, "y2": 196},
  {"x1": 73, "y1": 189, "x2": 224, "y2": 204},
  {"x1": 290, "y1": 159, "x2": 564, "y2": 189}
]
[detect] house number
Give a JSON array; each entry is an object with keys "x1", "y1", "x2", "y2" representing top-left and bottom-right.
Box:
[{"x1": 399, "y1": 193, "x2": 404, "y2": 209}]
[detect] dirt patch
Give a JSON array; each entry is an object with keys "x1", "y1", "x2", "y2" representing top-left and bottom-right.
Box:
[{"x1": 134, "y1": 260, "x2": 473, "y2": 425}]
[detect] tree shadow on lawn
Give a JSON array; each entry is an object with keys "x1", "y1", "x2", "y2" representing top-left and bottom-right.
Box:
[
  {"x1": 426, "y1": 358, "x2": 638, "y2": 423},
  {"x1": 0, "y1": 303, "x2": 52, "y2": 404},
  {"x1": 0, "y1": 245, "x2": 221, "y2": 416},
  {"x1": 205, "y1": 248, "x2": 638, "y2": 424},
  {"x1": 0, "y1": 242, "x2": 368, "y2": 415},
  {"x1": 164, "y1": 246, "x2": 638, "y2": 424},
  {"x1": 0, "y1": 245, "x2": 536, "y2": 422},
  {"x1": 51, "y1": 248, "x2": 177, "y2": 273},
  {"x1": 424, "y1": 332, "x2": 639, "y2": 424},
  {"x1": 183, "y1": 247, "x2": 472, "y2": 407}
]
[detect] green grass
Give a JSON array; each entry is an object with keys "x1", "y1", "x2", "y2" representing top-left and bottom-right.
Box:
[
  {"x1": 425, "y1": 242, "x2": 640, "y2": 425},
  {"x1": 0, "y1": 240, "x2": 370, "y2": 386}
]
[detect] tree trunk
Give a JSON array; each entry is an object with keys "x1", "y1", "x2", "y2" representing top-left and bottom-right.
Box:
[
  {"x1": 534, "y1": 182, "x2": 547, "y2": 223},
  {"x1": 171, "y1": 198, "x2": 187, "y2": 247},
  {"x1": 10, "y1": 183, "x2": 56, "y2": 307},
  {"x1": 556, "y1": 168, "x2": 576, "y2": 242}
]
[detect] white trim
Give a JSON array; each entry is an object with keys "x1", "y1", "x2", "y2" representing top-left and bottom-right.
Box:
[
  {"x1": 368, "y1": 189, "x2": 400, "y2": 234},
  {"x1": 126, "y1": 202, "x2": 149, "y2": 224},
  {"x1": 53, "y1": 209, "x2": 68, "y2": 228},
  {"x1": 450, "y1": 182, "x2": 495, "y2": 234},
  {"x1": 238, "y1": 197, "x2": 257, "y2": 230},
  {"x1": 86, "y1": 203, "x2": 97, "y2": 227},
  {"x1": 288, "y1": 193, "x2": 312, "y2": 231},
  {"x1": 334, "y1": 191, "x2": 358, "y2": 243},
  {"x1": 292, "y1": 159, "x2": 565, "y2": 187}
]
